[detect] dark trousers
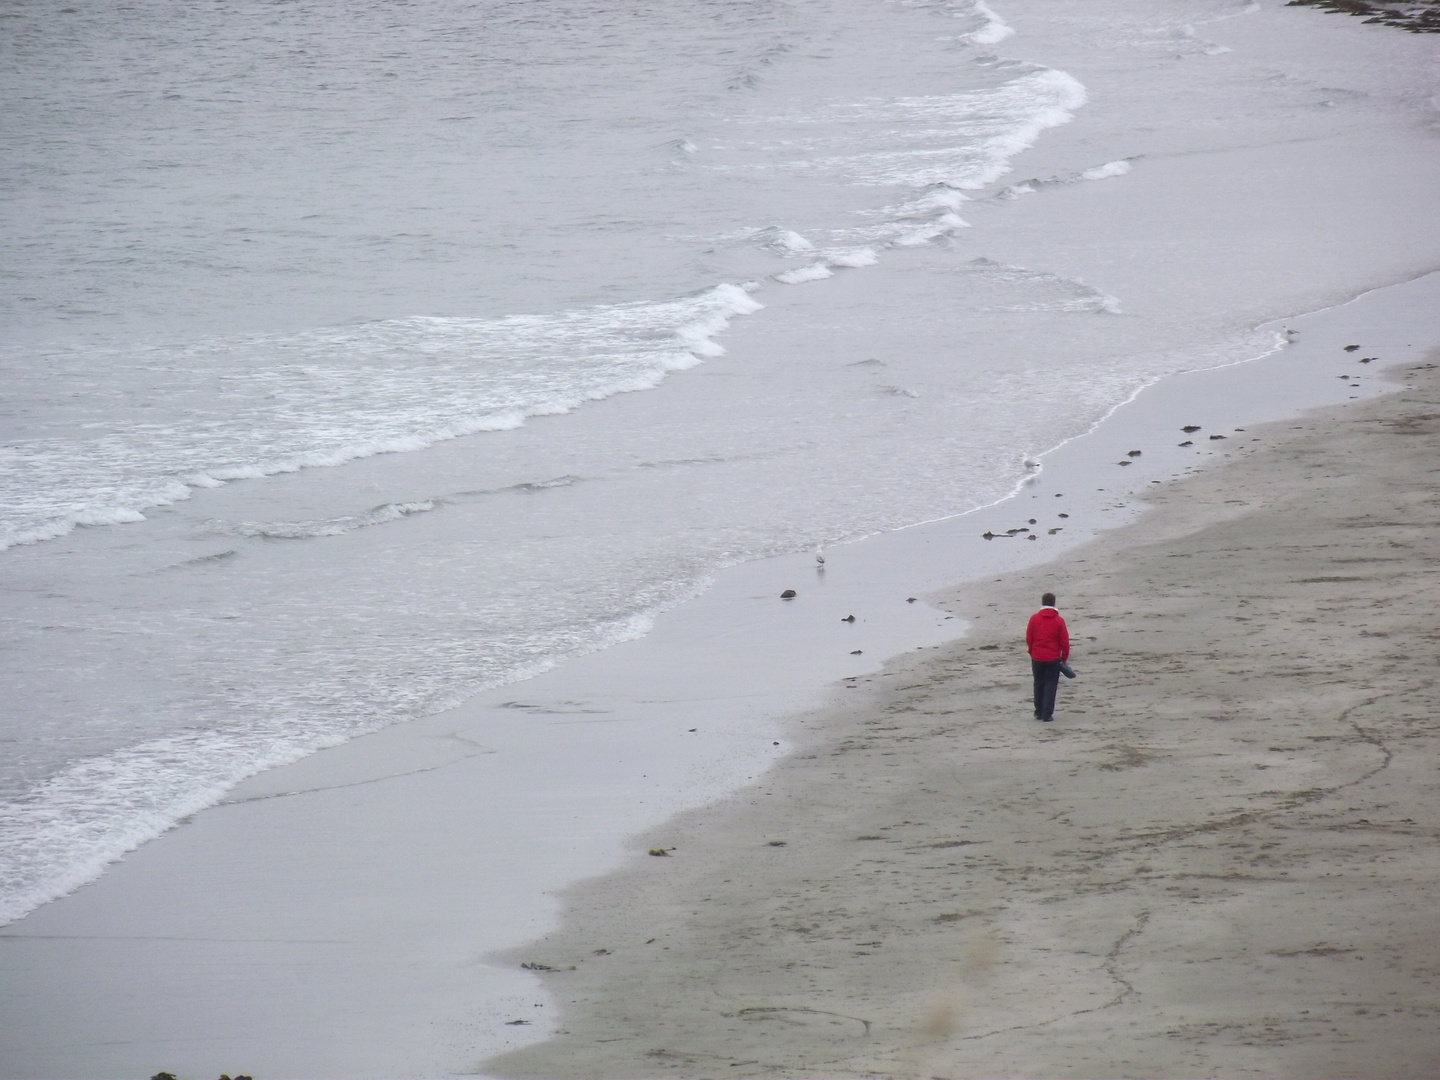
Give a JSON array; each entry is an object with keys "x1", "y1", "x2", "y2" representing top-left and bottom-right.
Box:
[{"x1": 1032, "y1": 659, "x2": 1062, "y2": 719}]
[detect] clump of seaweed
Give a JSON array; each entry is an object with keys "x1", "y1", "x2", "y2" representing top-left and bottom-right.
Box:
[{"x1": 1286, "y1": 0, "x2": 1440, "y2": 33}]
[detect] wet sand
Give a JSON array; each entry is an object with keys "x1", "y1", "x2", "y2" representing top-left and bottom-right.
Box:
[{"x1": 488, "y1": 356, "x2": 1440, "y2": 1080}]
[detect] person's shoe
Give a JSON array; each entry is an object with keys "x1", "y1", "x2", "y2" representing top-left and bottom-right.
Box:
[
  {"x1": 1041, "y1": 716, "x2": 1053, "y2": 722},
  {"x1": 1034, "y1": 712, "x2": 1042, "y2": 720}
]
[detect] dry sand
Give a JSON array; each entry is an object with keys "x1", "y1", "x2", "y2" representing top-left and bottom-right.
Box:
[{"x1": 488, "y1": 356, "x2": 1440, "y2": 1080}]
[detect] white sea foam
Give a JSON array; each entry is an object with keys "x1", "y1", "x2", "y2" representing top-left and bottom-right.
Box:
[
  {"x1": 769, "y1": 229, "x2": 816, "y2": 254},
  {"x1": 0, "y1": 284, "x2": 762, "y2": 554},
  {"x1": 73, "y1": 506, "x2": 150, "y2": 528},
  {"x1": 893, "y1": 212, "x2": 974, "y2": 247},
  {"x1": 963, "y1": 1, "x2": 1016, "y2": 45},
  {"x1": 826, "y1": 247, "x2": 880, "y2": 268},
  {"x1": 917, "y1": 187, "x2": 972, "y2": 212},
  {"x1": 789, "y1": 69, "x2": 1087, "y2": 191},
  {"x1": 713, "y1": 65, "x2": 1087, "y2": 208},
  {"x1": 1080, "y1": 159, "x2": 1132, "y2": 180},
  {"x1": 775, "y1": 263, "x2": 836, "y2": 284}
]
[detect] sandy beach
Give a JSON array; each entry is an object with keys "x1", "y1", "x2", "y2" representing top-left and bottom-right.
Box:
[{"x1": 488, "y1": 355, "x2": 1440, "y2": 1080}]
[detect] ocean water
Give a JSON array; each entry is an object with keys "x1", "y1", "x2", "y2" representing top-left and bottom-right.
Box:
[{"x1": 2, "y1": 0, "x2": 1436, "y2": 926}]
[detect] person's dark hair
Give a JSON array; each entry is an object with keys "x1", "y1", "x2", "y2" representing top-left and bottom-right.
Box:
[{"x1": 1041, "y1": 592, "x2": 1056, "y2": 607}]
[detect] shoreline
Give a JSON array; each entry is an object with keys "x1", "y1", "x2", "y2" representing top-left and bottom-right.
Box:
[
  {"x1": 1, "y1": 272, "x2": 1434, "y2": 1078},
  {"x1": 486, "y1": 350, "x2": 1440, "y2": 1080}
]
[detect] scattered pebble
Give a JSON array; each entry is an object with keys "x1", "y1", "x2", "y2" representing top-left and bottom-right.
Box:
[
  {"x1": 1344, "y1": 344, "x2": 1360, "y2": 351},
  {"x1": 1182, "y1": 424, "x2": 1201, "y2": 432},
  {"x1": 1179, "y1": 440, "x2": 1193, "y2": 447},
  {"x1": 1209, "y1": 434, "x2": 1227, "y2": 440},
  {"x1": 1127, "y1": 449, "x2": 1142, "y2": 457},
  {"x1": 842, "y1": 614, "x2": 856, "y2": 622},
  {"x1": 780, "y1": 589, "x2": 796, "y2": 599},
  {"x1": 648, "y1": 849, "x2": 670, "y2": 857},
  {"x1": 850, "y1": 649, "x2": 863, "y2": 654}
]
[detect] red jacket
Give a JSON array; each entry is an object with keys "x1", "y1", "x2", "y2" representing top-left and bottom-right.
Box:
[{"x1": 1026, "y1": 607, "x2": 1069, "y2": 662}]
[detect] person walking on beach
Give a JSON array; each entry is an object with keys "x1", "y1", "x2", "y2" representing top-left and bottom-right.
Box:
[{"x1": 1026, "y1": 592, "x2": 1069, "y2": 722}]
